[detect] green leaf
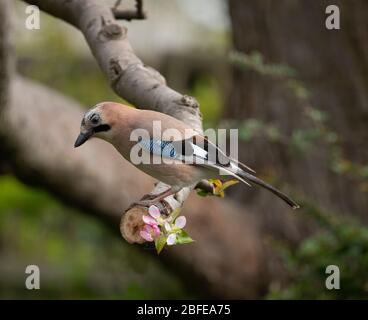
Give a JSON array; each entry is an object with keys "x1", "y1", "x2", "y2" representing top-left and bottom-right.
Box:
[
  {"x1": 155, "y1": 236, "x2": 167, "y2": 254},
  {"x1": 196, "y1": 189, "x2": 212, "y2": 197},
  {"x1": 176, "y1": 230, "x2": 194, "y2": 245}
]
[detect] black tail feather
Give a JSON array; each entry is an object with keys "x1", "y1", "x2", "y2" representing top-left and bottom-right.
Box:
[{"x1": 237, "y1": 170, "x2": 299, "y2": 209}]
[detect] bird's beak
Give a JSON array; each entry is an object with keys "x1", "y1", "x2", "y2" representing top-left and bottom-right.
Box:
[{"x1": 74, "y1": 130, "x2": 93, "y2": 148}]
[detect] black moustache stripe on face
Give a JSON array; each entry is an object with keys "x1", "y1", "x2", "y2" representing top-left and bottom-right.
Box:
[{"x1": 93, "y1": 124, "x2": 111, "y2": 133}]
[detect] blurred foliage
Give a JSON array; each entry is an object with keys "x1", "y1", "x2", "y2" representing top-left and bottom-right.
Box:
[
  {"x1": 15, "y1": 3, "x2": 126, "y2": 107},
  {"x1": 20, "y1": 55, "x2": 122, "y2": 107},
  {"x1": 189, "y1": 74, "x2": 223, "y2": 126},
  {"x1": 230, "y1": 51, "x2": 296, "y2": 78},
  {"x1": 0, "y1": 176, "x2": 192, "y2": 299},
  {"x1": 18, "y1": 52, "x2": 123, "y2": 108},
  {"x1": 268, "y1": 201, "x2": 368, "y2": 299}
]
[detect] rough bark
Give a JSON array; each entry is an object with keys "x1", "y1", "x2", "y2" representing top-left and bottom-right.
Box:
[
  {"x1": 23, "y1": 0, "x2": 203, "y2": 243},
  {"x1": 1, "y1": 76, "x2": 270, "y2": 298},
  {"x1": 226, "y1": 0, "x2": 368, "y2": 240}
]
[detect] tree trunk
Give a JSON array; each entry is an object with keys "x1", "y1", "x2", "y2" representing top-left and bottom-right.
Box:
[{"x1": 226, "y1": 0, "x2": 368, "y2": 240}]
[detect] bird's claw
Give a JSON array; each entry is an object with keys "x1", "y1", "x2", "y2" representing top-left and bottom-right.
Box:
[{"x1": 132, "y1": 199, "x2": 157, "y2": 208}]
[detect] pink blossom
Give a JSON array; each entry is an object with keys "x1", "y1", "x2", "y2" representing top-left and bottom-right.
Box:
[
  {"x1": 140, "y1": 205, "x2": 188, "y2": 246},
  {"x1": 142, "y1": 215, "x2": 157, "y2": 226},
  {"x1": 140, "y1": 205, "x2": 163, "y2": 242},
  {"x1": 140, "y1": 230, "x2": 153, "y2": 242},
  {"x1": 150, "y1": 224, "x2": 161, "y2": 237},
  {"x1": 142, "y1": 205, "x2": 162, "y2": 226},
  {"x1": 139, "y1": 224, "x2": 161, "y2": 242}
]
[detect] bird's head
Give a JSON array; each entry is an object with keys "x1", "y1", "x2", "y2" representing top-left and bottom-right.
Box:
[{"x1": 74, "y1": 102, "x2": 114, "y2": 148}]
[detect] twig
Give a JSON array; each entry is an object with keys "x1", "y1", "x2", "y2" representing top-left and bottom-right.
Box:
[{"x1": 112, "y1": 0, "x2": 146, "y2": 21}]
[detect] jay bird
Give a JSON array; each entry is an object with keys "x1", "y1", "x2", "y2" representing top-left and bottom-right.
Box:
[{"x1": 74, "y1": 102, "x2": 299, "y2": 209}]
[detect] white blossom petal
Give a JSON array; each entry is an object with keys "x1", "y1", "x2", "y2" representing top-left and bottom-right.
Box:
[
  {"x1": 166, "y1": 233, "x2": 177, "y2": 245},
  {"x1": 148, "y1": 205, "x2": 161, "y2": 219},
  {"x1": 175, "y1": 216, "x2": 186, "y2": 229}
]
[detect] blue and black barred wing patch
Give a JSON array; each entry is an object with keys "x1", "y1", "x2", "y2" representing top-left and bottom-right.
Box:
[
  {"x1": 138, "y1": 138, "x2": 181, "y2": 159},
  {"x1": 137, "y1": 137, "x2": 207, "y2": 162}
]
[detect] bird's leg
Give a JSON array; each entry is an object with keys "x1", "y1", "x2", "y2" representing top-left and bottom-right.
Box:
[{"x1": 134, "y1": 187, "x2": 175, "y2": 207}]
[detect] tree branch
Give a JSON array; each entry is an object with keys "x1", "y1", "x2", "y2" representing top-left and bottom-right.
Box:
[{"x1": 23, "y1": 0, "x2": 202, "y2": 243}]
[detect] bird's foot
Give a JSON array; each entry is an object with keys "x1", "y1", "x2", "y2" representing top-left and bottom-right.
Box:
[
  {"x1": 132, "y1": 199, "x2": 157, "y2": 208},
  {"x1": 131, "y1": 187, "x2": 175, "y2": 208}
]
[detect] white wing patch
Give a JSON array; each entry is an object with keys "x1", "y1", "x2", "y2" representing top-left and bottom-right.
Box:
[{"x1": 191, "y1": 143, "x2": 208, "y2": 159}]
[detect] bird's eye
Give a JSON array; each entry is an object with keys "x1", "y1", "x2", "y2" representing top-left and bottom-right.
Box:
[{"x1": 90, "y1": 113, "x2": 100, "y2": 125}]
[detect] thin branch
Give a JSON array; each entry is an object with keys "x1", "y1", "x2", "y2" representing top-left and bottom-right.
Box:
[
  {"x1": 112, "y1": 0, "x2": 146, "y2": 21},
  {"x1": 112, "y1": 9, "x2": 146, "y2": 21}
]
